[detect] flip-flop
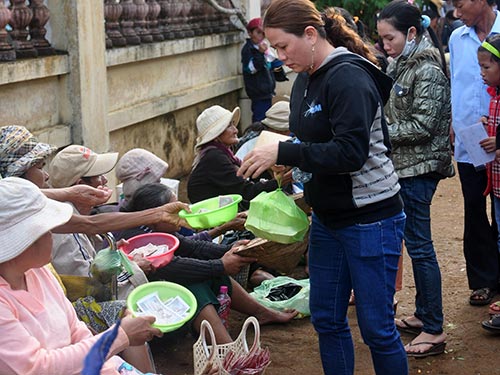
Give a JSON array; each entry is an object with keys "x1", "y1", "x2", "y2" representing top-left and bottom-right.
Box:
[
  {"x1": 396, "y1": 318, "x2": 423, "y2": 335},
  {"x1": 481, "y1": 314, "x2": 500, "y2": 333},
  {"x1": 469, "y1": 287, "x2": 495, "y2": 306},
  {"x1": 406, "y1": 341, "x2": 447, "y2": 358},
  {"x1": 489, "y1": 301, "x2": 500, "y2": 316}
]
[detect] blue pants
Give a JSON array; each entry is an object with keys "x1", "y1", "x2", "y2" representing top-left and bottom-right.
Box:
[
  {"x1": 399, "y1": 176, "x2": 443, "y2": 334},
  {"x1": 251, "y1": 99, "x2": 272, "y2": 123},
  {"x1": 309, "y1": 212, "x2": 408, "y2": 375}
]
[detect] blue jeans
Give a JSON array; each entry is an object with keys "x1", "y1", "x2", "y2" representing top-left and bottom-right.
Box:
[
  {"x1": 309, "y1": 211, "x2": 408, "y2": 375},
  {"x1": 399, "y1": 176, "x2": 443, "y2": 334},
  {"x1": 251, "y1": 99, "x2": 272, "y2": 122}
]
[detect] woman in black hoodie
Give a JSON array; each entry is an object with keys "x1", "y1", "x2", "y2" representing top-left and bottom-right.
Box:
[{"x1": 237, "y1": 1, "x2": 407, "y2": 375}]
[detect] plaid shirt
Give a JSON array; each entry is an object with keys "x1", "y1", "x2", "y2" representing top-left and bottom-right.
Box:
[{"x1": 486, "y1": 86, "x2": 500, "y2": 198}]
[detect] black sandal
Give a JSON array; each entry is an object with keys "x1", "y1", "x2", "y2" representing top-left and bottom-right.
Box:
[
  {"x1": 482, "y1": 314, "x2": 500, "y2": 333},
  {"x1": 469, "y1": 287, "x2": 495, "y2": 306}
]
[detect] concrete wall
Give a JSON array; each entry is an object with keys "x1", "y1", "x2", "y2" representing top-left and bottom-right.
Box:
[{"x1": 0, "y1": 0, "x2": 293, "y2": 185}]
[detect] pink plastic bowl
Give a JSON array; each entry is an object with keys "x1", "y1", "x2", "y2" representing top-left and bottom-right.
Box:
[{"x1": 120, "y1": 232, "x2": 180, "y2": 268}]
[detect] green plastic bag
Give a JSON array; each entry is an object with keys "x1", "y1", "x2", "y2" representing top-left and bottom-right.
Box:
[
  {"x1": 250, "y1": 276, "x2": 310, "y2": 317},
  {"x1": 245, "y1": 189, "x2": 309, "y2": 244}
]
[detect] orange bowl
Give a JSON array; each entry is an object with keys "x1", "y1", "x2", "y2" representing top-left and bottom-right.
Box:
[{"x1": 120, "y1": 232, "x2": 179, "y2": 268}]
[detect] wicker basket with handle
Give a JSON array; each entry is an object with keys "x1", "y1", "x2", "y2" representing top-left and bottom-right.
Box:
[{"x1": 193, "y1": 316, "x2": 269, "y2": 375}]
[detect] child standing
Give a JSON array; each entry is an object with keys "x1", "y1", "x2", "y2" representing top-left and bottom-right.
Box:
[
  {"x1": 477, "y1": 34, "x2": 500, "y2": 331},
  {"x1": 241, "y1": 17, "x2": 277, "y2": 122}
]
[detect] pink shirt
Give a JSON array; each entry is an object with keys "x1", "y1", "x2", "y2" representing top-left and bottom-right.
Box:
[{"x1": 0, "y1": 266, "x2": 129, "y2": 375}]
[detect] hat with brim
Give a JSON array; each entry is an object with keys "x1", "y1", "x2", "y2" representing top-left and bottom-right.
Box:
[
  {"x1": 195, "y1": 106, "x2": 240, "y2": 149},
  {"x1": 0, "y1": 177, "x2": 73, "y2": 263},
  {"x1": 261, "y1": 101, "x2": 290, "y2": 131},
  {"x1": 0, "y1": 125, "x2": 57, "y2": 178},
  {"x1": 49, "y1": 145, "x2": 119, "y2": 188}
]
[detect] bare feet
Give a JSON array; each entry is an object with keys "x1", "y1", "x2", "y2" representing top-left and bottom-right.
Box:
[
  {"x1": 255, "y1": 308, "x2": 299, "y2": 325},
  {"x1": 405, "y1": 331, "x2": 447, "y2": 356}
]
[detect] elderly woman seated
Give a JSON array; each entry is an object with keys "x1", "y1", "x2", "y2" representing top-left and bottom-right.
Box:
[
  {"x1": 187, "y1": 105, "x2": 291, "y2": 209},
  {"x1": 0, "y1": 177, "x2": 165, "y2": 375}
]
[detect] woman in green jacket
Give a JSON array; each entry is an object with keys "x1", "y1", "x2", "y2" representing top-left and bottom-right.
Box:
[{"x1": 377, "y1": 0, "x2": 454, "y2": 358}]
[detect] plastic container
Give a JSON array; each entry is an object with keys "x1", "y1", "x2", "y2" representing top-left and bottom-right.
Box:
[
  {"x1": 120, "y1": 232, "x2": 179, "y2": 268},
  {"x1": 127, "y1": 281, "x2": 197, "y2": 333},
  {"x1": 216, "y1": 285, "x2": 231, "y2": 329},
  {"x1": 179, "y1": 194, "x2": 242, "y2": 229}
]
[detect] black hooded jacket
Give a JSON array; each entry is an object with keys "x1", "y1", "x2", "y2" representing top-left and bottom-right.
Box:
[{"x1": 278, "y1": 48, "x2": 403, "y2": 229}]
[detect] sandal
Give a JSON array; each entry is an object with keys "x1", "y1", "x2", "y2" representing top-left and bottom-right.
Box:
[
  {"x1": 395, "y1": 318, "x2": 422, "y2": 335},
  {"x1": 481, "y1": 314, "x2": 500, "y2": 333},
  {"x1": 489, "y1": 301, "x2": 500, "y2": 316},
  {"x1": 469, "y1": 287, "x2": 495, "y2": 306},
  {"x1": 406, "y1": 341, "x2": 447, "y2": 358}
]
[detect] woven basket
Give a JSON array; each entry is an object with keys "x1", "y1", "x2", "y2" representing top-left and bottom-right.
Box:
[
  {"x1": 233, "y1": 264, "x2": 250, "y2": 289},
  {"x1": 235, "y1": 229, "x2": 310, "y2": 275},
  {"x1": 193, "y1": 316, "x2": 269, "y2": 375}
]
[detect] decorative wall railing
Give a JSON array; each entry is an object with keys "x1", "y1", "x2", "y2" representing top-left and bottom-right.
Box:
[
  {"x1": 104, "y1": 0, "x2": 238, "y2": 49},
  {"x1": 0, "y1": 0, "x2": 239, "y2": 62},
  {"x1": 0, "y1": 0, "x2": 54, "y2": 61}
]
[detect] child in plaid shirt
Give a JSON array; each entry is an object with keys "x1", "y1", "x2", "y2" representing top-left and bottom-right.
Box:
[{"x1": 477, "y1": 34, "x2": 500, "y2": 332}]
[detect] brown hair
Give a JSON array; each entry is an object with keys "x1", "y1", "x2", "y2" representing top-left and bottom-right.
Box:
[{"x1": 263, "y1": 0, "x2": 379, "y2": 66}]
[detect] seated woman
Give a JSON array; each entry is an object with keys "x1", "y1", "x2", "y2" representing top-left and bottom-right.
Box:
[
  {"x1": 0, "y1": 125, "x2": 188, "y2": 373},
  {"x1": 187, "y1": 105, "x2": 290, "y2": 209},
  {"x1": 118, "y1": 182, "x2": 298, "y2": 344},
  {"x1": 0, "y1": 177, "x2": 164, "y2": 375},
  {"x1": 112, "y1": 147, "x2": 246, "y2": 242}
]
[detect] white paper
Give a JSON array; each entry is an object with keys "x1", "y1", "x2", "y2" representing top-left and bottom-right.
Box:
[{"x1": 457, "y1": 122, "x2": 495, "y2": 167}]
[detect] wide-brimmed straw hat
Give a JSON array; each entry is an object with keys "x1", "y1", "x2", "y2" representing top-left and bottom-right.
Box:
[
  {"x1": 49, "y1": 145, "x2": 119, "y2": 188},
  {"x1": 0, "y1": 177, "x2": 73, "y2": 263},
  {"x1": 115, "y1": 148, "x2": 169, "y2": 200},
  {"x1": 261, "y1": 101, "x2": 290, "y2": 131},
  {"x1": 0, "y1": 125, "x2": 56, "y2": 178},
  {"x1": 195, "y1": 105, "x2": 240, "y2": 149}
]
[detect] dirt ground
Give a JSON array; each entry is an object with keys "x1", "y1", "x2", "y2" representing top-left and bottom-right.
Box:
[{"x1": 150, "y1": 173, "x2": 500, "y2": 375}]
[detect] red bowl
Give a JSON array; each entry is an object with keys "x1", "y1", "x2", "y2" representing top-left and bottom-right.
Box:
[{"x1": 120, "y1": 232, "x2": 179, "y2": 268}]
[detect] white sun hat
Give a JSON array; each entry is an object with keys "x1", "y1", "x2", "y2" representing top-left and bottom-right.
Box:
[
  {"x1": 195, "y1": 105, "x2": 240, "y2": 149},
  {"x1": 0, "y1": 177, "x2": 73, "y2": 263}
]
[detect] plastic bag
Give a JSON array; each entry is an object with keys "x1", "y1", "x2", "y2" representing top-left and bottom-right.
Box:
[
  {"x1": 250, "y1": 276, "x2": 310, "y2": 317},
  {"x1": 245, "y1": 189, "x2": 309, "y2": 244}
]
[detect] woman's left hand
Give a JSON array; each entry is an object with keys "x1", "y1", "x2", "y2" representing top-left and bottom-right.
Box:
[{"x1": 237, "y1": 143, "x2": 279, "y2": 179}]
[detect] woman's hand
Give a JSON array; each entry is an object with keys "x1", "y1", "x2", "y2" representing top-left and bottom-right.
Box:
[
  {"x1": 273, "y1": 166, "x2": 293, "y2": 186},
  {"x1": 221, "y1": 247, "x2": 256, "y2": 275},
  {"x1": 237, "y1": 144, "x2": 279, "y2": 180},
  {"x1": 120, "y1": 310, "x2": 163, "y2": 346},
  {"x1": 157, "y1": 201, "x2": 191, "y2": 228},
  {"x1": 132, "y1": 254, "x2": 155, "y2": 274}
]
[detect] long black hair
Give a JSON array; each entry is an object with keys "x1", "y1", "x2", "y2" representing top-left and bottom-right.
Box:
[{"x1": 121, "y1": 183, "x2": 174, "y2": 212}]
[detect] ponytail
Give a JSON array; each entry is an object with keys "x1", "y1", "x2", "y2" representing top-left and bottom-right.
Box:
[{"x1": 322, "y1": 8, "x2": 379, "y2": 67}]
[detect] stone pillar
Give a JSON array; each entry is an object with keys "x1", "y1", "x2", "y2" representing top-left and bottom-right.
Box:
[
  {"x1": 28, "y1": 0, "x2": 55, "y2": 56},
  {"x1": 120, "y1": 0, "x2": 140, "y2": 45},
  {"x1": 0, "y1": 0, "x2": 15, "y2": 61},
  {"x1": 9, "y1": 0, "x2": 37, "y2": 58},
  {"x1": 46, "y1": 0, "x2": 110, "y2": 152}
]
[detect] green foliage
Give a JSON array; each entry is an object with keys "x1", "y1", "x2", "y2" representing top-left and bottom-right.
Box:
[{"x1": 312, "y1": 0, "x2": 424, "y2": 41}]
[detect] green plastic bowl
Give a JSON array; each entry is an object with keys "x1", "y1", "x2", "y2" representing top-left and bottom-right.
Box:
[
  {"x1": 126, "y1": 281, "x2": 197, "y2": 333},
  {"x1": 179, "y1": 194, "x2": 242, "y2": 229}
]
